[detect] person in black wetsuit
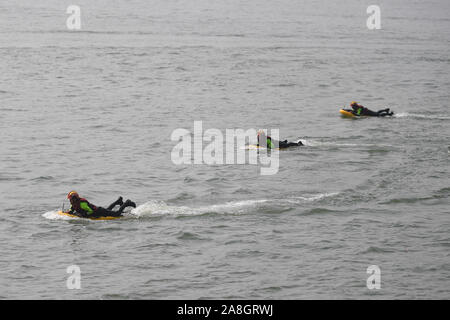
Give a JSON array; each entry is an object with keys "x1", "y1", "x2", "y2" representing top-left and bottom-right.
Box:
[
  {"x1": 350, "y1": 101, "x2": 394, "y2": 117},
  {"x1": 257, "y1": 130, "x2": 303, "y2": 149},
  {"x1": 65, "y1": 191, "x2": 136, "y2": 218}
]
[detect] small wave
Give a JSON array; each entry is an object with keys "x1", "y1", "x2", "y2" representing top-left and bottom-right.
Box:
[
  {"x1": 394, "y1": 113, "x2": 450, "y2": 120},
  {"x1": 0, "y1": 176, "x2": 24, "y2": 181},
  {"x1": 301, "y1": 207, "x2": 342, "y2": 215},
  {"x1": 437, "y1": 187, "x2": 450, "y2": 195},
  {"x1": 168, "y1": 192, "x2": 194, "y2": 201},
  {"x1": 381, "y1": 197, "x2": 432, "y2": 205},
  {"x1": 382, "y1": 189, "x2": 449, "y2": 204},
  {"x1": 360, "y1": 246, "x2": 396, "y2": 254},
  {"x1": 175, "y1": 231, "x2": 205, "y2": 241},
  {"x1": 286, "y1": 192, "x2": 340, "y2": 203},
  {"x1": 101, "y1": 293, "x2": 130, "y2": 300},
  {"x1": 31, "y1": 175, "x2": 54, "y2": 181},
  {"x1": 271, "y1": 83, "x2": 297, "y2": 87}
]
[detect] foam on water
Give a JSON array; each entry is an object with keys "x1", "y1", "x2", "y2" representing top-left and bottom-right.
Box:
[
  {"x1": 301, "y1": 139, "x2": 366, "y2": 147},
  {"x1": 42, "y1": 210, "x2": 75, "y2": 221},
  {"x1": 394, "y1": 113, "x2": 450, "y2": 120},
  {"x1": 130, "y1": 193, "x2": 339, "y2": 218},
  {"x1": 302, "y1": 139, "x2": 398, "y2": 150},
  {"x1": 130, "y1": 199, "x2": 269, "y2": 217}
]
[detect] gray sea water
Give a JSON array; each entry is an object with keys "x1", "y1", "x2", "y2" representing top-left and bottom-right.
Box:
[{"x1": 0, "y1": 0, "x2": 449, "y2": 299}]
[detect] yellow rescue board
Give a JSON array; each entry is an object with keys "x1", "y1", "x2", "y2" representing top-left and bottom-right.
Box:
[
  {"x1": 339, "y1": 109, "x2": 357, "y2": 117},
  {"x1": 57, "y1": 210, "x2": 121, "y2": 220}
]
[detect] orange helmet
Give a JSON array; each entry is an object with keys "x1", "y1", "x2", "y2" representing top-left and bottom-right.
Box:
[{"x1": 67, "y1": 191, "x2": 79, "y2": 200}]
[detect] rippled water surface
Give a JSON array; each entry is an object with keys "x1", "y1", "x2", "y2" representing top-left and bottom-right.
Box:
[{"x1": 0, "y1": 0, "x2": 449, "y2": 299}]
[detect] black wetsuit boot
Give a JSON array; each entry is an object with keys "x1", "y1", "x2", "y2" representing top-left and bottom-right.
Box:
[
  {"x1": 106, "y1": 197, "x2": 123, "y2": 210},
  {"x1": 377, "y1": 108, "x2": 394, "y2": 117},
  {"x1": 115, "y1": 200, "x2": 137, "y2": 215}
]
